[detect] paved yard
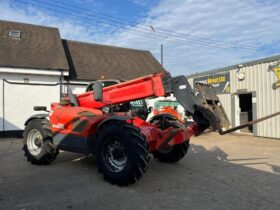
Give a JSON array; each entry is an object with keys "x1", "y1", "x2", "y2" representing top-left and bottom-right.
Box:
[{"x1": 0, "y1": 133, "x2": 279, "y2": 210}]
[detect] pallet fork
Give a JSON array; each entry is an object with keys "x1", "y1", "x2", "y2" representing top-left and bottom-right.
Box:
[{"x1": 193, "y1": 82, "x2": 280, "y2": 134}]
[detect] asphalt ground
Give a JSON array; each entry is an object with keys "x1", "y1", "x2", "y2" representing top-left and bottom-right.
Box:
[{"x1": 0, "y1": 133, "x2": 279, "y2": 210}]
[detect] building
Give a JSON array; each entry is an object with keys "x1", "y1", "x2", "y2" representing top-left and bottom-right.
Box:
[
  {"x1": 62, "y1": 39, "x2": 163, "y2": 94},
  {"x1": 0, "y1": 20, "x2": 163, "y2": 137},
  {"x1": 0, "y1": 20, "x2": 69, "y2": 137},
  {"x1": 187, "y1": 55, "x2": 280, "y2": 139}
]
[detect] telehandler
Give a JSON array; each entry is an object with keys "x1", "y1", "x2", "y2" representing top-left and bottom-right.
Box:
[{"x1": 23, "y1": 72, "x2": 280, "y2": 185}]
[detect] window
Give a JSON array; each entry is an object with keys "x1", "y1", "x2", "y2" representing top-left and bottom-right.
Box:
[
  {"x1": 86, "y1": 81, "x2": 118, "y2": 92},
  {"x1": 8, "y1": 30, "x2": 21, "y2": 39}
]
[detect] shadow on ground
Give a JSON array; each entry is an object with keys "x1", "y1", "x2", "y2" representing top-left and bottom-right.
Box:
[{"x1": 0, "y1": 138, "x2": 279, "y2": 210}]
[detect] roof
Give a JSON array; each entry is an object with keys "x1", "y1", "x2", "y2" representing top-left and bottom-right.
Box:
[
  {"x1": 62, "y1": 39, "x2": 164, "y2": 81},
  {"x1": 0, "y1": 20, "x2": 68, "y2": 71},
  {"x1": 187, "y1": 54, "x2": 280, "y2": 78}
]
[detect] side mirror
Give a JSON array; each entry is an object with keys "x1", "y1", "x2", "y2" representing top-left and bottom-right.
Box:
[
  {"x1": 34, "y1": 106, "x2": 48, "y2": 112},
  {"x1": 94, "y1": 81, "x2": 103, "y2": 102}
]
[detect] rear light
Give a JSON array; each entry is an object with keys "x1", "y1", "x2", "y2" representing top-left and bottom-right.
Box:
[{"x1": 126, "y1": 119, "x2": 133, "y2": 124}]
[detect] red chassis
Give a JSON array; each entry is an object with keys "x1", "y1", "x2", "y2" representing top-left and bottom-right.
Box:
[
  {"x1": 23, "y1": 72, "x2": 234, "y2": 185},
  {"x1": 49, "y1": 106, "x2": 199, "y2": 153},
  {"x1": 49, "y1": 73, "x2": 200, "y2": 153}
]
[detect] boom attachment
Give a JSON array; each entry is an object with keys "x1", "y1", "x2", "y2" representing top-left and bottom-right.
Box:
[
  {"x1": 75, "y1": 72, "x2": 279, "y2": 135},
  {"x1": 165, "y1": 76, "x2": 280, "y2": 135},
  {"x1": 167, "y1": 76, "x2": 231, "y2": 133},
  {"x1": 192, "y1": 81, "x2": 280, "y2": 135}
]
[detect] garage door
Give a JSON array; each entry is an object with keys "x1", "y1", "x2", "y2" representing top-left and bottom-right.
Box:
[{"x1": 1, "y1": 79, "x2": 60, "y2": 132}]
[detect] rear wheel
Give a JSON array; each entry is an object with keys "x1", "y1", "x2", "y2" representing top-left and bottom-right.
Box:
[
  {"x1": 150, "y1": 114, "x2": 190, "y2": 163},
  {"x1": 153, "y1": 142, "x2": 189, "y2": 163},
  {"x1": 23, "y1": 119, "x2": 59, "y2": 165},
  {"x1": 96, "y1": 121, "x2": 150, "y2": 186}
]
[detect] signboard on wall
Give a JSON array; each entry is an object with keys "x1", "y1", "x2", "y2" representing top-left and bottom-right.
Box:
[
  {"x1": 193, "y1": 71, "x2": 230, "y2": 94},
  {"x1": 268, "y1": 63, "x2": 280, "y2": 90}
]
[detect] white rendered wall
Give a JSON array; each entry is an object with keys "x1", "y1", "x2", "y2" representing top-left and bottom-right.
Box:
[
  {"x1": 62, "y1": 82, "x2": 89, "y2": 95},
  {"x1": 0, "y1": 69, "x2": 61, "y2": 131}
]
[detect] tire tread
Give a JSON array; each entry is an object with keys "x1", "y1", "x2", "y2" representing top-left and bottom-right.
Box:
[
  {"x1": 96, "y1": 121, "x2": 150, "y2": 186},
  {"x1": 23, "y1": 119, "x2": 58, "y2": 165}
]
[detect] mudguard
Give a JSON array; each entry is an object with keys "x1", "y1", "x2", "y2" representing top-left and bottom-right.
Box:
[
  {"x1": 97, "y1": 115, "x2": 133, "y2": 130},
  {"x1": 24, "y1": 114, "x2": 49, "y2": 126},
  {"x1": 148, "y1": 113, "x2": 177, "y2": 123}
]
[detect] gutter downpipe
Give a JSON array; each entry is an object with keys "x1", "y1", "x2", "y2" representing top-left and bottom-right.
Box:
[{"x1": 2, "y1": 80, "x2": 5, "y2": 137}]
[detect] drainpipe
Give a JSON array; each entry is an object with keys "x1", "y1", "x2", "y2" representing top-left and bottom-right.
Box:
[
  {"x1": 60, "y1": 71, "x2": 63, "y2": 100},
  {"x1": 2, "y1": 80, "x2": 5, "y2": 136},
  {"x1": 161, "y1": 44, "x2": 163, "y2": 67}
]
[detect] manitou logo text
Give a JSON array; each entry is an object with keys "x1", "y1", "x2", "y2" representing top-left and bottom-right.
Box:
[{"x1": 268, "y1": 63, "x2": 280, "y2": 90}]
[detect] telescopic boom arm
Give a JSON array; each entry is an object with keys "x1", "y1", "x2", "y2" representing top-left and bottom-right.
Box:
[{"x1": 76, "y1": 72, "x2": 280, "y2": 134}]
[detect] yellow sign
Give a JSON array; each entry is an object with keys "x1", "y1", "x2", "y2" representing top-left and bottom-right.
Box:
[
  {"x1": 194, "y1": 72, "x2": 230, "y2": 94},
  {"x1": 274, "y1": 67, "x2": 280, "y2": 79},
  {"x1": 207, "y1": 76, "x2": 226, "y2": 84},
  {"x1": 272, "y1": 67, "x2": 280, "y2": 90}
]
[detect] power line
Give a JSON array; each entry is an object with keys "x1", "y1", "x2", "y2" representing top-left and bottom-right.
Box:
[
  {"x1": 155, "y1": 27, "x2": 267, "y2": 51},
  {"x1": 45, "y1": 0, "x2": 273, "y2": 52},
  {"x1": 12, "y1": 0, "x2": 274, "y2": 62},
  {"x1": 14, "y1": 0, "x2": 154, "y2": 37},
  {"x1": 14, "y1": 0, "x2": 260, "y2": 53},
  {"x1": 12, "y1": 0, "x2": 267, "y2": 56},
  {"x1": 52, "y1": 0, "x2": 276, "y2": 52}
]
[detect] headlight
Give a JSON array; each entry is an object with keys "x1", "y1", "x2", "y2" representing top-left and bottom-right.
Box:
[{"x1": 102, "y1": 106, "x2": 110, "y2": 113}]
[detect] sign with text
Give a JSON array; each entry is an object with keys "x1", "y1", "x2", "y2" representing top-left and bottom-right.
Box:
[
  {"x1": 272, "y1": 67, "x2": 280, "y2": 90},
  {"x1": 268, "y1": 63, "x2": 280, "y2": 90},
  {"x1": 193, "y1": 72, "x2": 230, "y2": 94}
]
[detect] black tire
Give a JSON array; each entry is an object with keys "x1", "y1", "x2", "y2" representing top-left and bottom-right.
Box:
[
  {"x1": 23, "y1": 119, "x2": 59, "y2": 165},
  {"x1": 96, "y1": 121, "x2": 150, "y2": 186},
  {"x1": 150, "y1": 114, "x2": 190, "y2": 163},
  {"x1": 153, "y1": 142, "x2": 189, "y2": 163}
]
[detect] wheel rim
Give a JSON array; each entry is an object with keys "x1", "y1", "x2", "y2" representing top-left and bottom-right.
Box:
[
  {"x1": 103, "y1": 137, "x2": 127, "y2": 172},
  {"x1": 27, "y1": 129, "x2": 43, "y2": 156}
]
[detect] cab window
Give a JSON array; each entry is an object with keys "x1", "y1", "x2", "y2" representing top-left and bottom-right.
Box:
[{"x1": 86, "y1": 81, "x2": 118, "y2": 92}]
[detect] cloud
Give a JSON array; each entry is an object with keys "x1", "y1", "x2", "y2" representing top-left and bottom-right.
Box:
[
  {"x1": 103, "y1": 0, "x2": 280, "y2": 75},
  {"x1": 1, "y1": 0, "x2": 280, "y2": 75},
  {"x1": 129, "y1": 0, "x2": 149, "y2": 7},
  {"x1": 0, "y1": 0, "x2": 98, "y2": 41},
  {"x1": 129, "y1": 0, "x2": 155, "y2": 7}
]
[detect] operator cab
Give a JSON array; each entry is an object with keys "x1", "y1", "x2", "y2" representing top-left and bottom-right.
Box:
[
  {"x1": 86, "y1": 80, "x2": 149, "y2": 120},
  {"x1": 86, "y1": 80, "x2": 120, "y2": 92}
]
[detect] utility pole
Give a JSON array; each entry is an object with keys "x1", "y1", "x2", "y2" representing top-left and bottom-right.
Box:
[
  {"x1": 161, "y1": 44, "x2": 163, "y2": 67},
  {"x1": 150, "y1": 25, "x2": 156, "y2": 56}
]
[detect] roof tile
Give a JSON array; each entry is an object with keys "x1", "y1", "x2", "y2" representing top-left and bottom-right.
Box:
[
  {"x1": 63, "y1": 40, "x2": 164, "y2": 81},
  {"x1": 0, "y1": 20, "x2": 69, "y2": 71}
]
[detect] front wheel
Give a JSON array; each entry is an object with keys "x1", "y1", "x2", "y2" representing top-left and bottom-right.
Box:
[
  {"x1": 23, "y1": 119, "x2": 59, "y2": 165},
  {"x1": 96, "y1": 121, "x2": 150, "y2": 186}
]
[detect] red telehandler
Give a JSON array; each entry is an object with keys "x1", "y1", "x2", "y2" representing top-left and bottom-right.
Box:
[{"x1": 23, "y1": 72, "x2": 280, "y2": 185}]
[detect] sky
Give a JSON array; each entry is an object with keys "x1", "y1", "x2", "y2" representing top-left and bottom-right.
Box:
[{"x1": 1, "y1": 0, "x2": 280, "y2": 76}]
